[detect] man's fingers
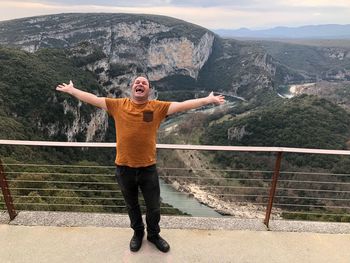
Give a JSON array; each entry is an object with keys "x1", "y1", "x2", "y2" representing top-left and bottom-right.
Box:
[{"x1": 56, "y1": 82, "x2": 70, "y2": 91}]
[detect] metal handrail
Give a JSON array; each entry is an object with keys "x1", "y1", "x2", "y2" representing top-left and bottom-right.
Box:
[
  {"x1": 1, "y1": 139, "x2": 350, "y2": 155},
  {"x1": 1, "y1": 139, "x2": 350, "y2": 227}
]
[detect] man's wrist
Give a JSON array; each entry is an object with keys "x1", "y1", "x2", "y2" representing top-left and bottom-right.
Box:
[
  {"x1": 69, "y1": 87, "x2": 77, "y2": 96},
  {"x1": 205, "y1": 96, "x2": 213, "y2": 105}
]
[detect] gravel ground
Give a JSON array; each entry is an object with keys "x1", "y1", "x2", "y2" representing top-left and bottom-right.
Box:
[{"x1": 1, "y1": 210, "x2": 349, "y2": 234}]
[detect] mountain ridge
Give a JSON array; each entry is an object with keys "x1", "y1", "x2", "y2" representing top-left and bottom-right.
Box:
[{"x1": 214, "y1": 24, "x2": 350, "y2": 39}]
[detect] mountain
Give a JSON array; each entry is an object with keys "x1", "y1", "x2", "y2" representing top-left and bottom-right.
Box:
[
  {"x1": 0, "y1": 13, "x2": 214, "y2": 85},
  {"x1": 0, "y1": 13, "x2": 306, "y2": 143},
  {"x1": 214, "y1": 24, "x2": 350, "y2": 39},
  {"x1": 252, "y1": 40, "x2": 350, "y2": 81},
  {"x1": 1, "y1": 13, "x2": 350, "y2": 146}
]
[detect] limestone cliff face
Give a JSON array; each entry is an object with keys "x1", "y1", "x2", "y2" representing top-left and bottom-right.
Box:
[
  {"x1": 0, "y1": 13, "x2": 214, "y2": 142},
  {"x1": 0, "y1": 13, "x2": 214, "y2": 85}
]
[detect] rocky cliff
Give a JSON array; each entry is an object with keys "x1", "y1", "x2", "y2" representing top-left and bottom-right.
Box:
[
  {"x1": 0, "y1": 13, "x2": 217, "y2": 141},
  {"x1": 0, "y1": 13, "x2": 214, "y2": 93}
]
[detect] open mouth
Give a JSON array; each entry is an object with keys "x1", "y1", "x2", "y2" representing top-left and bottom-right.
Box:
[{"x1": 135, "y1": 86, "x2": 145, "y2": 94}]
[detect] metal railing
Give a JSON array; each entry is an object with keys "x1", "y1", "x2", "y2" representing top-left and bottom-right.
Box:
[{"x1": 1, "y1": 139, "x2": 350, "y2": 227}]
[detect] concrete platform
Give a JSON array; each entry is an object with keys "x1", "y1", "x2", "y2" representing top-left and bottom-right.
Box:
[{"x1": 1, "y1": 211, "x2": 350, "y2": 263}]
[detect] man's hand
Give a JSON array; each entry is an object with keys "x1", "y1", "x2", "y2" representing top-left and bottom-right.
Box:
[
  {"x1": 207, "y1": 91, "x2": 225, "y2": 105},
  {"x1": 56, "y1": 80, "x2": 75, "y2": 95},
  {"x1": 55, "y1": 80, "x2": 107, "y2": 110}
]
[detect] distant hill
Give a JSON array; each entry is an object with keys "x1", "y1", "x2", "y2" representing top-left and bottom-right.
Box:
[
  {"x1": 250, "y1": 40, "x2": 350, "y2": 81},
  {"x1": 214, "y1": 24, "x2": 350, "y2": 39}
]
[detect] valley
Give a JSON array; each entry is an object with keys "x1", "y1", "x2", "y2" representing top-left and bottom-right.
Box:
[{"x1": 0, "y1": 13, "x2": 350, "y2": 221}]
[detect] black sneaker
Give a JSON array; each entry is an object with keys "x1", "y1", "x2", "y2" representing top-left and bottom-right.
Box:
[
  {"x1": 147, "y1": 235, "x2": 170, "y2": 253},
  {"x1": 130, "y1": 231, "x2": 144, "y2": 252}
]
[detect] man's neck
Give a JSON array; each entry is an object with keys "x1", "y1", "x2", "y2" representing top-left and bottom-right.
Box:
[{"x1": 131, "y1": 97, "x2": 149, "y2": 105}]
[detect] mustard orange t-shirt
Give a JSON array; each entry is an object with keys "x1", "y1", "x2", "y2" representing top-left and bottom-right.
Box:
[{"x1": 105, "y1": 98, "x2": 171, "y2": 168}]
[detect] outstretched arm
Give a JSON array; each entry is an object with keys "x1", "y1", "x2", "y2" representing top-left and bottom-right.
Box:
[
  {"x1": 56, "y1": 81, "x2": 107, "y2": 110},
  {"x1": 167, "y1": 92, "x2": 225, "y2": 115}
]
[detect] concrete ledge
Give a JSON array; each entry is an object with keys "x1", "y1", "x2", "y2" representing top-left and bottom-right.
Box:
[
  {"x1": 269, "y1": 219, "x2": 350, "y2": 234},
  {"x1": 0, "y1": 211, "x2": 9, "y2": 224},
  {"x1": 1, "y1": 211, "x2": 349, "y2": 234}
]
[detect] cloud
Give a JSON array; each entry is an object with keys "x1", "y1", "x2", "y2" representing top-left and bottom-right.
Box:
[
  {"x1": 280, "y1": 0, "x2": 350, "y2": 8},
  {"x1": 0, "y1": 0, "x2": 349, "y2": 29},
  {"x1": 2, "y1": 0, "x2": 173, "y2": 7}
]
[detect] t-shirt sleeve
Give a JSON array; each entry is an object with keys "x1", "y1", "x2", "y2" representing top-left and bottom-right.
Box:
[
  {"x1": 156, "y1": 100, "x2": 172, "y2": 120},
  {"x1": 105, "y1": 98, "x2": 121, "y2": 116}
]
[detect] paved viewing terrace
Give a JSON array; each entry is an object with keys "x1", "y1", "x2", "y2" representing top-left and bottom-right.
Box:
[{"x1": 1, "y1": 211, "x2": 350, "y2": 263}]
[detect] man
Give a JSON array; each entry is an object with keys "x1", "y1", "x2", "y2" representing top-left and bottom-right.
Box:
[{"x1": 56, "y1": 76, "x2": 225, "y2": 253}]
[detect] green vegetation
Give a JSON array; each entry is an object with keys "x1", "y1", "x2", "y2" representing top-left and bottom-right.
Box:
[
  {"x1": 202, "y1": 95, "x2": 350, "y2": 169},
  {"x1": 0, "y1": 46, "x2": 112, "y2": 165},
  {"x1": 0, "y1": 46, "x2": 103, "y2": 140}
]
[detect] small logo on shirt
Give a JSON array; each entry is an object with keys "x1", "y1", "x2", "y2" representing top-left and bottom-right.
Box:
[{"x1": 143, "y1": 111, "x2": 154, "y2": 122}]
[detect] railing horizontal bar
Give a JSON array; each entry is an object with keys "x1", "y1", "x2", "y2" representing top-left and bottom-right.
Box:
[
  {"x1": 5, "y1": 173, "x2": 267, "y2": 181},
  {"x1": 280, "y1": 171, "x2": 350, "y2": 177},
  {"x1": 9, "y1": 187, "x2": 121, "y2": 193},
  {"x1": 2, "y1": 140, "x2": 350, "y2": 155},
  {"x1": 6, "y1": 172, "x2": 350, "y2": 182},
  {"x1": 276, "y1": 188, "x2": 350, "y2": 193},
  {"x1": 161, "y1": 176, "x2": 271, "y2": 181},
  {"x1": 163, "y1": 192, "x2": 268, "y2": 197},
  {"x1": 10, "y1": 195, "x2": 267, "y2": 202},
  {"x1": 13, "y1": 203, "x2": 126, "y2": 208},
  {"x1": 12, "y1": 195, "x2": 124, "y2": 201},
  {"x1": 4, "y1": 191, "x2": 270, "y2": 199},
  {"x1": 275, "y1": 196, "x2": 350, "y2": 201},
  {"x1": 12, "y1": 203, "x2": 197, "y2": 210},
  {"x1": 8, "y1": 174, "x2": 350, "y2": 184},
  {"x1": 281, "y1": 211, "x2": 350, "y2": 217},
  {"x1": 5, "y1": 163, "x2": 350, "y2": 177},
  {"x1": 0, "y1": 140, "x2": 116, "y2": 148},
  {"x1": 277, "y1": 180, "x2": 350, "y2": 185},
  {"x1": 159, "y1": 186, "x2": 269, "y2": 192},
  {"x1": 7, "y1": 175, "x2": 350, "y2": 184},
  {"x1": 275, "y1": 203, "x2": 350, "y2": 209},
  {"x1": 177, "y1": 185, "x2": 268, "y2": 189},
  {"x1": 7, "y1": 180, "x2": 116, "y2": 185},
  {"x1": 9, "y1": 185, "x2": 269, "y2": 192},
  {"x1": 3, "y1": 163, "x2": 115, "y2": 168},
  {"x1": 160, "y1": 168, "x2": 274, "y2": 173},
  {"x1": 6, "y1": 172, "x2": 114, "y2": 177},
  {"x1": 10, "y1": 186, "x2": 348, "y2": 195},
  {"x1": 5, "y1": 174, "x2": 271, "y2": 182}
]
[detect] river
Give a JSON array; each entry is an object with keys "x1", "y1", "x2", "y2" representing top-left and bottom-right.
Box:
[{"x1": 159, "y1": 179, "x2": 222, "y2": 217}]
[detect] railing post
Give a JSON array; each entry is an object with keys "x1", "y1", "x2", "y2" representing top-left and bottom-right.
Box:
[
  {"x1": 0, "y1": 159, "x2": 17, "y2": 220},
  {"x1": 264, "y1": 151, "x2": 283, "y2": 229}
]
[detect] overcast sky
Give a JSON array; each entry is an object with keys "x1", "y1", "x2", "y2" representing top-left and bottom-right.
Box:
[{"x1": 0, "y1": 0, "x2": 349, "y2": 29}]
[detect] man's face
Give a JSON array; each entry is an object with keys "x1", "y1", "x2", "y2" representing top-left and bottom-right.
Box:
[{"x1": 131, "y1": 76, "x2": 150, "y2": 103}]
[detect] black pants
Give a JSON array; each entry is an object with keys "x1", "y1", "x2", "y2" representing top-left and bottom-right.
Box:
[{"x1": 115, "y1": 164, "x2": 160, "y2": 237}]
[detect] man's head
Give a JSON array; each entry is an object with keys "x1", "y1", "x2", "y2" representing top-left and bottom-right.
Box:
[{"x1": 131, "y1": 76, "x2": 151, "y2": 104}]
